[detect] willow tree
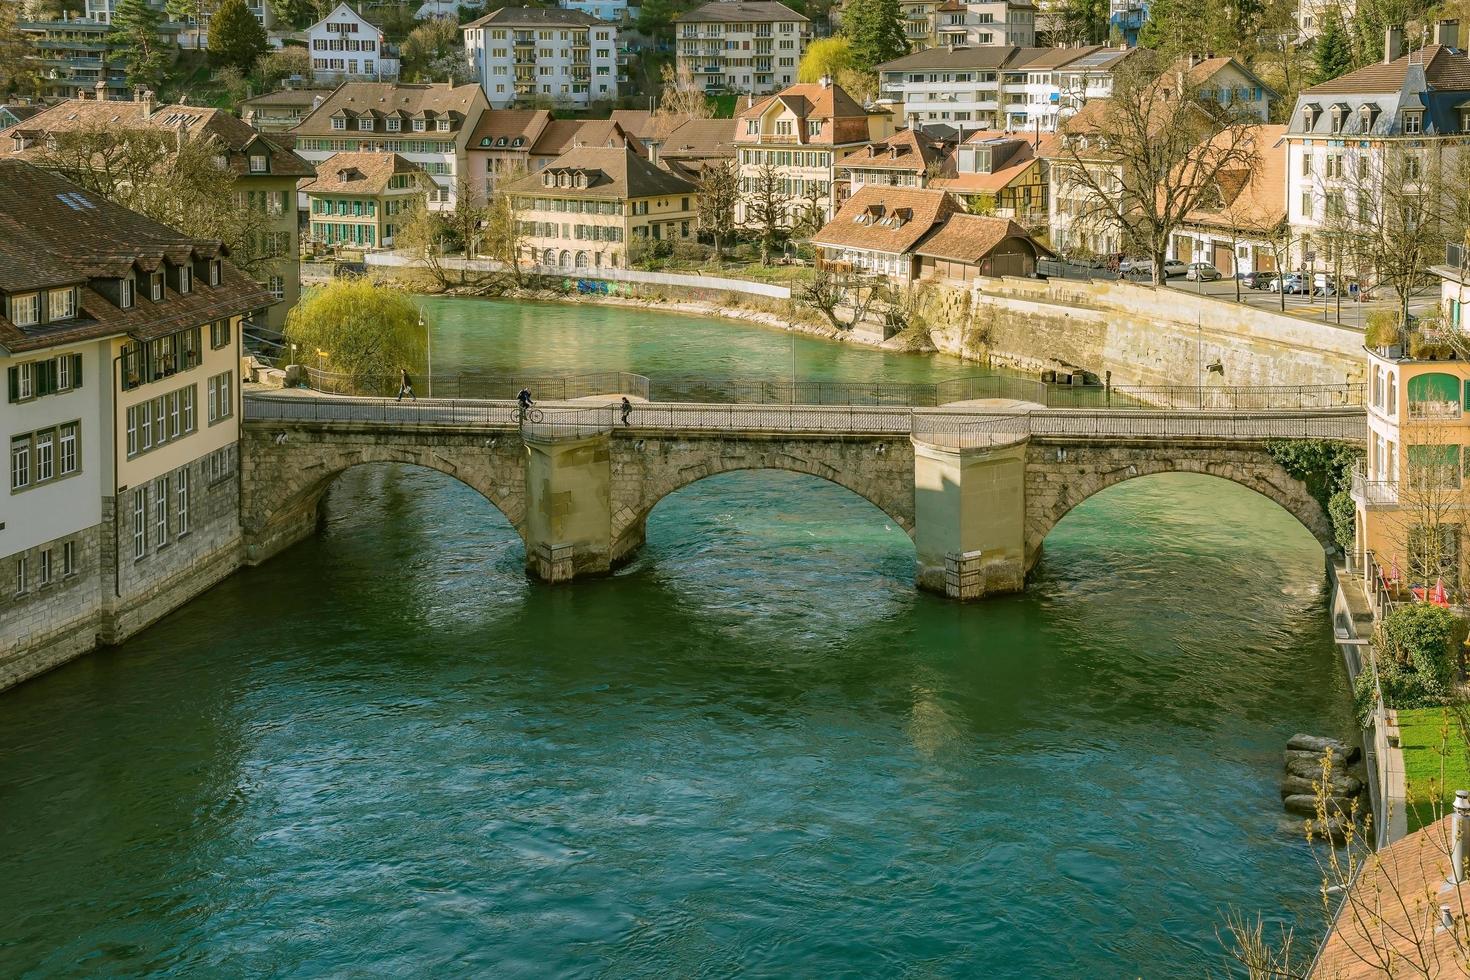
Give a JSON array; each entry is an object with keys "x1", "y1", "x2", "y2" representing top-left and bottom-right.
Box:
[{"x1": 284, "y1": 278, "x2": 427, "y2": 390}]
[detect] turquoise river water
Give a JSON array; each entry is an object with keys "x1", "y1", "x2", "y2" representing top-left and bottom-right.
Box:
[{"x1": 0, "y1": 298, "x2": 1353, "y2": 975}]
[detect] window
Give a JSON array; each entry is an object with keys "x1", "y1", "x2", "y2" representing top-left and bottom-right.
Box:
[
  {"x1": 268, "y1": 276, "x2": 285, "y2": 301},
  {"x1": 182, "y1": 385, "x2": 196, "y2": 432},
  {"x1": 62, "y1": 540, "x2": 75, "y2": 577},
  {"x1": 15, "y1": 555, "x2": 26, "y2": 595},
  {"x1": 179, "y1": 265, "x2": 192, "y2": 295},
  {"x1": 59, "y1": 423, "x2": 77, "y2": 475},
  {"x1": 177, "y1": 468, "x2": 190, "y2": 536},
  {"x1": 1404, "y1": 111, "x2": 1423, "y2": 135},
  {"x1": 211, "y1": 319, "x2": 231, "y2": 349},
  {"x1": 132, "y1": 487, "x2": 147, "y2": 560},
  {"x1": 9, "y1": 362, "x2": 32, "y2": 401},
  {"x1": 153, "y1": 476, "x2": 168, "y2": 546},
  {"x1": 169, "y1": 390, "x2": 181, "y2": 439},
  {"x1": 120, "y1": 276, "x2": 134, "y2": 309},
  {"x1": 210, "y1": 260, "x2": 221, "y2": 286},
  {"x1": 48, "y1": 288, "x2": 75, "y2": 321},
  {"x1": 10, "y1": 435, "x2": 29, "y2": 490},
  {"x1": 332, "y1": 117, "x2": 346, "y2": 130},
  {"x1": 1409, "y1": 373, "x2": 1462, "y2": 419},
  {"x1": 150, "y1": 273, "x2": 163, "y2": 301},
  {"x1": 38, "y1": 549, "x2": 51, "y2": 587},
  {"x1": 208, "y1": 371, "x2": 233, "y2": 423},
  {"x1": 10, "y1": 293, "x2": 39, "y2": 326},
  {"x1": 34, "y1": 429, "x2": 52, "y2": 482}
]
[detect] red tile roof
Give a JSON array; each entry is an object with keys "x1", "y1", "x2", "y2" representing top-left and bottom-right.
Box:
[{"x1": 813, "y1": 186, "x2": 960, "y2": 254}]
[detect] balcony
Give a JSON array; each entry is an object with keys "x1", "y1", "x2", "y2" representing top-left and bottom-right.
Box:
[{"x1": 1351, "y1": 465, "x2": 1400, "y2": 508}]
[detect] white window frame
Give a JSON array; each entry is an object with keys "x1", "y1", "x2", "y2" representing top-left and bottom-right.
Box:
[
  {"x1": 48, "y1": 287, "x2": 75, "y2": 321},
  {"x1": 177, "y1": 467, "x2": 191, "y2": 535},
  {"x1": 59, "y1": 422, "x2": 77, "y2": 475},
  {"x1": 11, "y1": 293, "x2": 39, "y2": 326},
  {"x1": 10, "y1": 436, "x2": 29, "y2": 490},
  {"x1": 153, "y1": 476, "x2": 168, "y2": 546},
  {"x1": 34, "y1": 429, "x2": 53, "y2": 482},
  {"x1": 132, "y1": 487, "x2": 147, "y2": 560}
]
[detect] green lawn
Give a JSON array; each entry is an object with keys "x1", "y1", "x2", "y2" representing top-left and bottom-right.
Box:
[{"x1": 1398, "y1": 705, "x2": 1470, "y2": 831}]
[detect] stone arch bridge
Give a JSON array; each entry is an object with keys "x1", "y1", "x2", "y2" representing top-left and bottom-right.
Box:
[{"x1": 240, "y1": 395, "x2": 1362, "y2": 600}]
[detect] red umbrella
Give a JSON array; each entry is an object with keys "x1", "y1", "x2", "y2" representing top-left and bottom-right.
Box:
[
  {"x1": 1430, "y1": 578, "x2": 1450, "y2": 607},
  {"x1": 1389, "y1": 559, "x2": 1402, "y2": 585}
]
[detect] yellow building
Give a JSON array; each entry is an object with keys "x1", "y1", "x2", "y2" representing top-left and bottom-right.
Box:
[
  {"x1": 1352, "y1": 322, "x2": 1470, "y2": 592},
  {"x1": 502, "y1": 144, "x2": 699, "y2": 269},
  {"x1": 302, "y1": 152, "x2": 434, "y2": 250}
]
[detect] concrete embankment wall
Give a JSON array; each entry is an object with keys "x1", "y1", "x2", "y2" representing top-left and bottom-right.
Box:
[{"x1": 910, "y1": 277, "x2": 1367, "y2": 389}]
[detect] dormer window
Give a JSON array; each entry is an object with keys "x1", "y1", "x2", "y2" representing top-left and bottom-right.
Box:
[
  {"x1": 413, "y1": 119, "x2": 426, "y2": 132},
  {"x1": 179, "y1": 265, "x2": 192, "y2": 295},
  {"x1": 1361, "y1": 102, "x2": 1380, "y2": 129},
  {"x1": 209, "y1": 259, "x2": 221, "y2": 286},
  {"x1": 1330, "y1": 106, "x2": 1345, "y2": 133},
  {"x1": 120, "y1": 275, "x2": 134, "y2": 309},
  {"x1": 150, "y1": 272, "x2": 163, "y2": 301},
  {"x1": 386, "y1": 118, "x2": 400, "y2": 131},
  {"x1": 745, "y1": 119, "x2": 758, "y2": 135},
  {"x1": 436, "y1": 119, "x2": 451, "y2": 132},
  {"x1": 249, "y1": 154, "x2": 267, "y2": 172},
  {"x1": 543, "y1": 172, "x2": 555, "y2": 187},
  {"x1": 1302, "y1": 104, "x2": 1319, "y2": 129},
  {"x1": 47, "y1": 287, "x2": 75, "y2": 321},
  {"x1": 1403, "y1": 110, "x2": 1424, "y2": 135},
  {"x1": 357, "y1": 118, "x2": 374, "y2": 131},
  {"x1": 332, "y1": 117, "x2": 346, "y2": 130},
  {"x1": 9, "y1": 292, "x2": 39, "y2": 327}
]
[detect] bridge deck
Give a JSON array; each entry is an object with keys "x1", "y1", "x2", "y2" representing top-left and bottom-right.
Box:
[{"x1": 245, "y1": 393, "x2": 1365, "y2": 446}]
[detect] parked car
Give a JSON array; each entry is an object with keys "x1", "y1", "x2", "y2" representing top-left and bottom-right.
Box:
[
  {"x1": 1186, "y1": 262, "x2": 1222, "y2": 281},
  {"x1": 1161, "y1": 259, "x2": 1189, "y2": 278},
  {"x1": 1238, "y1": 270, "x2": 1276, "y2": 289},
  {"x1": 1123, "y1": 259, "x2": 1153, "y2": 279},
  {"x1": 1312, "y1": 273, "x2": 1337, "y2": 296},
  {"x1": 1269, "y1": 273, "x2": 1307, "y2": 294}
]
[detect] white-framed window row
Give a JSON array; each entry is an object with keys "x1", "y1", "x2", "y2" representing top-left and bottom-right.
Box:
[
  {"x1": 132, "y1": 486, "x2": 147, "y2": 561},
  {"x1": 9, "y1": 421, "x2": 80, "y2": 492},
  {"x1": 207, "y1": 371, "x2": 234, "y2": 425},
  {"x1": 206, "y1": 444, "x2": 237, "y2": 486},
  {"x1": 153, "y1": 475, "x2": 169, "y2": 549},
  {"x1": 177, "y1": 467, "x2": 191, "y2": 536},
  {"x1": 125, "y1": 384, "x2": 196, "y2": 459},
  {"x1": 7, "y1": 353, "x2": 83, "y2": 404}
]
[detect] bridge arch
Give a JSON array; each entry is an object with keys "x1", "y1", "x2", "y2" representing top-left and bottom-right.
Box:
[
  {"x1": 241, "y1": 432, "x2": 528, "y2": 565},
  {"x1": 610, "y1": 439, "x2": 915, "y2": 562},
  {"x1": 1023, "y1": 448, "x2": 1333, "y2": 567}
]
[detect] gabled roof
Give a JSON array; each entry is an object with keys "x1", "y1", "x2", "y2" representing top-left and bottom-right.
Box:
[
  {"x1": 735, "y1": 81, "x2": 872, "y2": 146},
  {"x1": 838, "y1": 128, "x2": 948, "y2": 175},
  {"x1": 913, "y1": 212, "x2": 1051, "y2": 262},
  {"x1": 467, "y1": 107, "x2": 553, "y2": 149},
  {"x1": 1304, "y1": 44, "x2": 1470, "y2": 95},
  {"x1": 239, "y1": 88, "x2": 334, "y2": 108},
  {"x1": 657, "y1": 117, "x2": 737, "y2": 158},
  {"x1": 530, "y1": 118, "x2": 646, "y2": 157},
  {"x1": 0, "y1": 160, "x2": 271, "y2": 352},
  {"x1": 674, "y1": 0, "x2": 808, "y2": 23},
  {"x1": 931, "y1": 129, "x2": 1059, "y2": 193},
  {"x1": 463, "y1": 5, "x2": 601, "y2": 27},
  {"x1": 812, "y1": 186, "x2": 960, "y2": 254},
  {"x1": 1178, "y1": 124, "x2": 1287, "y2": 235},
  {"x1": 299, "y1": 152, "x2": 429, "y2": 195},
  {"x1": 502, "y1": 145, "x2": 696, "y2": 198},
  {"x1": 288, "y1": 82, "x2": 487, "y2": 138},
  {"x1": 0, "y1": 98, "x2": 316, "y2": 176}
]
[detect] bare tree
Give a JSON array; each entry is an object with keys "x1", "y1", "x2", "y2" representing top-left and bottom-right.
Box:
[
  {"x1": 742, "y1": 162, "x2": 790, "y2": 266},
  {"x1": 796, "y1": 264, "x2": 897, "y2": 331},
  {"x1": 1055, "y1": 52, "x2": 1261, "y2": 285},
  {"x1": 484, "y1": 165, "x2": 527, "y2": 287},
  {"x1": 653, "y1": 62, "x2": 712, "y2": 126},
  {"x1": 695, "y1": 158, "x2": 740, "y2": 262}
]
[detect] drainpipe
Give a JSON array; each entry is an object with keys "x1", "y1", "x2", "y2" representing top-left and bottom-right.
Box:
[{"x1": 1452, "y1": 790, "x2": 1470, "y2": 883}]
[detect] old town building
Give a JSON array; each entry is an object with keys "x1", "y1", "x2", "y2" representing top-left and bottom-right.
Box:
[
  {"x1": 812, "y1": 186, "x2": 961, "y2": 284},
  {"x1": 306, "y1": 3, "x2": 400, "y2": 83},
  {"x1": 0, "y1": 159, "x2": 267, "y2": 691},
  {"x1": 302, "y1": 152, "x2": 435, "y2": 250}
]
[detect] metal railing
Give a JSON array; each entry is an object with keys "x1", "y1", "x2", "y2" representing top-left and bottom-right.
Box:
[
  {"x1": 288, "y1": 367, "x2": 1365, "y2": 413},
  {"x1": 1351, "y1": 464, "x2": 1401, "y2": 507},
  {"x1": 245, "y1": 395, "x2": 1364, "y2": 445}
]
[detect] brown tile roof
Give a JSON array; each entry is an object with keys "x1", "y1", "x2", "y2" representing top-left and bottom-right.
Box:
[
  {"x1": 239, "y1": 88, "x2": 334, "y2": 108},
  {"x1": 0, "y1": 98, "x2": 316, "y2": 176},
  {"x1": 813, "y1": 186, "x2": 960, "y2": 254},
  {"x1": 463, "y1": 6, "x2": 601, "y2": 27},
  {"x1": 299, "y1": 152, "x2": 429, "y2": 195},
  {"x1": 288, "y1": 82, "x2": 486, "y2": 138},
  {"x1": 503, "y1": 144, "x2": 696, "y2": 199},
  {"x1": 467, "y1": 108, "x2": 553, "y2": 149},
  {"x1": 1311, "y1": 815, "x2": 1470, "y2": 978},
  {"x1": 735, "y1": 81, "x2": 872, "y2": 145},
  {"x1": 837, "y1": 128, "x2": 948, "y2": 174},
  {"x1": 914, "y1": 212, "x2": 1051, "y2": 261},
  {"x1": 1179, "y1": 124, "x2": 1287, "y2": 235},
  {"x1": 1305, "y1": 44, "x2": 1470, "y2": 95},
  {"x1": 930, "y1": 129, "x2": 1057, "y2": 192},
  {"x1": 0, "y1": 160, "x2": 272, "y2": 352},
  {"x1": 531, "y1": 118, "x2": 646, "y2": 157},
  {"x1": 657, "y1": 117, "x2": 737, "y2": 159},
  {"x1": 674, "y1": 0, "x2": 808, "y2": 23}
]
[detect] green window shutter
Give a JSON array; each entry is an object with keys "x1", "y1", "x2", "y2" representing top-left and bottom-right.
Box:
[
  {"x1": 72, "y1": 354, "x2": 82, "y2": 389},
  {"x1": 6, "y1": 366, "x2": 17, "y2": 403}
]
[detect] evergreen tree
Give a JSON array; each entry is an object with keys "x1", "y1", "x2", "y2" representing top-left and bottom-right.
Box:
[
  {"x1": 1313, "y1": 12, "x2": 1353, "y2": 82},
  {"x1": 1053, "y1": 0, "x2": 1109, "y2": 44},
  {"x1": 110, "y1": 0, "x2": 168, "y2": 89},
  {"x1": 208, "y1": 0, "x2": 268, "y2": 73},
  {"x1": 0, "y1": 1, "x2": 39, "y2": 98},
  {"x1": 636, "y1": 0, "x2": 673, "y2": 40},
  {"x1": 841, "y1": 0, "x2": 907, "y2": 72}
]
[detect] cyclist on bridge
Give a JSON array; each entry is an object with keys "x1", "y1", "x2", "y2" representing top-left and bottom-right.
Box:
[{"x1": 517, "y1": 388, "x2": 534, "y2": 412}]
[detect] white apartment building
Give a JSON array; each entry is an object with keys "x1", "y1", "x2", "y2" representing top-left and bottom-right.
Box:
[
  {"x1": 558, "y1": 0, "x2": 630, "y2": 21},
  {"x1": 289, "y1": 82, "x2": 491, "y2": 208},
  {"x1": 1285, "y1": 26, "x2": 1469, "y2": 273},
  {"x1": 877, "y1": 44, "x2": 1127, "y2": 133},
  {"x1": 463, "y1": 7, "x2": 619, "y2": 108},
  {"x1": 674, "y1": 0, "x2": 810, "y2": 95},
  {"x1": 307, "y1": 4, "x2": 400, "y2": 84},
  {"x1": 933, "y1": 0, "x2": 1036, "y2": 47}
]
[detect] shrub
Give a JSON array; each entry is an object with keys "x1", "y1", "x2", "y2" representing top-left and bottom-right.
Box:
[
  {"x1": 1364, "y1": 310, "x2": 1401, "y2": 350},
  {"x1": 1380, "y1": 603, "x2": 1460, "y2": 694},
  {"x1": 1328, "y1": 488, "x2": 1356, "y2": 551},
  {"x1": 672, "y1": 240, "x2": 711, "y2": 262}
]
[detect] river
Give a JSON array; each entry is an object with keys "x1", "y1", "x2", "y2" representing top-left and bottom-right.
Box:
[{"x1": 0, "y1": 298, "x2": 1353, "y2": 975}]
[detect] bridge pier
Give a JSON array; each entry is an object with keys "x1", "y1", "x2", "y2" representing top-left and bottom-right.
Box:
[
  {"x1": 523, "y1": 430, "x2": 614, "y2": 583},
  {"x1": 912, "y1": 435, "x2": 1030, "y2": 601}
]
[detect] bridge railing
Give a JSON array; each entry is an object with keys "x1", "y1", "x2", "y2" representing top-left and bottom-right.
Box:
[
  {"x1": 285, "y1": 366, "x2": 1365, "y2": 412},
  {"x1": 1024, "y1": 410, "x2": 1365, "y2": 441}
]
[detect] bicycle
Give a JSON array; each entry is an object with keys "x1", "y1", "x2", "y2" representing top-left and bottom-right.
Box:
[{"x1": 513, "y1": 405, "x2": 544, "y2": 424}]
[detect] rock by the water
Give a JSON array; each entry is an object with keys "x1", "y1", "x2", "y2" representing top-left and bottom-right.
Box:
[
  {"x1": 1283, "y1": 794, "x2": 1320, "y2": 817},
  {"x1": 1280, "y1": 772, "x2": 1364, "y2": 800},
  {"x1": 1286, "y1": 734, "x2": 1362, "y2": 764}
]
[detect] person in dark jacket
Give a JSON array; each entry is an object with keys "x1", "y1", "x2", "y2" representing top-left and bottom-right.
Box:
[{"x1": 396, "y1": 367, "x2": 415, "y2": 402}]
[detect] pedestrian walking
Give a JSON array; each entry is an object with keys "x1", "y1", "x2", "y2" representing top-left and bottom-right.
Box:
[
  {"x1": 397, "y1": 367, "x2": 416, "y2": 402},
  {"x1": 620, "y1": 396, "x2": 632, "y2": 426}
]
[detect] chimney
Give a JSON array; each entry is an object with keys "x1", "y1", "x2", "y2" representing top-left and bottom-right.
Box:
[
  {"x1": 1436, "y1": 19, "x2": 1460, "y2": 49},
  {"x1": 94, "y1": 77, "x2": 106, "y2": 101},
  {"x1": 1385, "y1": 25, "x2": 1405, "y2": 63},
  {"x1": 1452, "y1": 790, "x2": 1470, "y2": 883},
  {"x1": 819, "y1": 73, "x2": 832, "y2": 89},
  {"x1": 141, "y1": 88, "x2": 155, "y2": 117}
]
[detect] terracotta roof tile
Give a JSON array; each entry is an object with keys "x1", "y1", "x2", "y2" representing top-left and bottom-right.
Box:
[
  {"x1": 813, "y1": 186, "x2": 960, "y2": 254},
  {"x1": 299, "y1": 151, "x2": 429, "y2": 195},
  {"x1": 288, "y1": 82, "x2": 486, "y2": 138},
  {"x1": 674, "y1": 0, "x2": 808, "y2": 23},
  {"x1": 914, "y1": 212, "x2": 1051, "y2": 261},
  {"x1": 838, "y1": 128, "x2": 948, "y2": 174},
  {"x1": 503, "y1": 144, "x2": 696, "y2": 198}
]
